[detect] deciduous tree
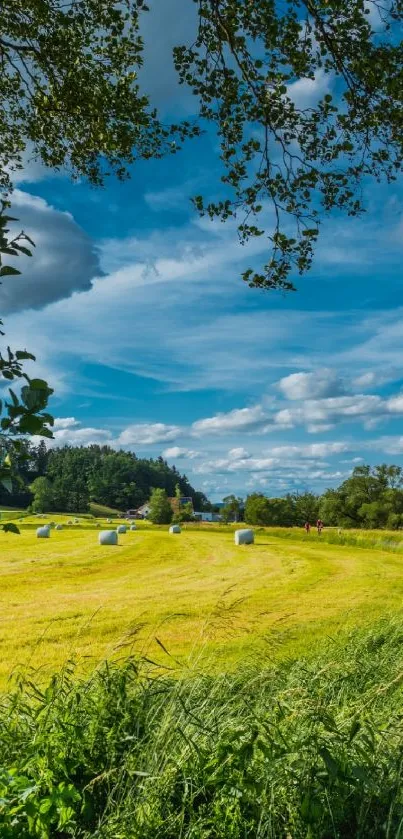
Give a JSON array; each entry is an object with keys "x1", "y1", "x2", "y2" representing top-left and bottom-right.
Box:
[{"x1": 148, "y1": 487, "x2": 173, "y2": 525}]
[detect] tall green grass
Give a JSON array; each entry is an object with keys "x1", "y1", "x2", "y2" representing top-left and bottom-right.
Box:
[
  {"x1": 267, "y1": 526, "x2": 403, "y2": 554},
  {"x1": 1, "y1": 616, "x2": 403, "y2": 837}
]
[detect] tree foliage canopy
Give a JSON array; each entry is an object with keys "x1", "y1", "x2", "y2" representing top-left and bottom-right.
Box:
[
  {"x1": 244, "y1": 466, "x2": 403, "y2": 530},
  {"x1": 244, "y1": 491, "x2": 319, "y2": 526},
  {"x1": 320, "y1": 464, "x2": 403, "y2": 529},
  {"x1": 1, "y1": 0, "x2": 403, "y2": 288},
  {"x1": 148, "y1": 487, "x2": 173, "y2": 525},
  {"x1": 0, "y1": 0, "x2": 198, "y2": 191}
]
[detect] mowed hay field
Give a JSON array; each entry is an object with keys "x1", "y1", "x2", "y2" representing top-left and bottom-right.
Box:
[{"x1": 1, "y1": 516, "x2": 403, "y2": 684}]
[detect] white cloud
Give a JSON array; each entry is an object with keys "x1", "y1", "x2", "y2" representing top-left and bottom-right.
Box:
[
  {"x1": 371, "y1": 437, "x2": 403, "y2": 455},
  {"x1": 352, "y1": 371, "x2": 377, "y2": 390},
  {"x1": 268, "y1": 442, "x2": 350, "y2": 458},
  {"x1": 386, "y1": 394, "x2": 403, "y2": 413},
  {"x1": 53, "y1": 417, "x2": 80, "y2": 430},
  {"x1": 5, "y1": 144, "x2": 66, "y2": 186},
  {"x1": 228, "y1": 447, "x2": 250, "y2": 460},
  {"x1": 287, "y1": 69, "x2": 332, "y2": 108},
  {"x1": 192, "y1": 405, "x2": 267, "y2": 436},
  {"x1": 274, "y1": 395, "x2": 385, "y2": 429},
  {"x1": 117, "y1": 423, "x2": 182, "y2": 446},
  {"x1": 50, "y1": 426, "x2": 112, "y2": 448},
  {"x1": 162, "y1": 446, "x2": 199, "y2": 459},
  {"x1": 278, "y1": 369, "x2": 345, "y2": 400},
  {"x1": 306, "y1": 423, "x2": 335, "y2": 434},
  {"x1": 49, "y1": 419, "x2": 182, "y2": 449}
]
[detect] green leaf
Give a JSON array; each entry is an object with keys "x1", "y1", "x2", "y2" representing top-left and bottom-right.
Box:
[
  {"x1": 21, "y1": 386, "x2": 48, "y2": 411},
  {"x1": 8, "y1": 389, "x2": 19, "y2": 408},
  {"x1": 319, "y1": 747, "x2": 339, "y2": 779},
  {"x1": 18, "y1": 414, "x2": 45, "y2": 434},
  {"x1": 28, "y1": 378, "x2": 50, "y2": 390},
  {"x1": 14, "y1": 245, "x2": 32, "y2": 257},
  {"x1": 0, "y1": 266, "x2": 20, "y2": 277}
]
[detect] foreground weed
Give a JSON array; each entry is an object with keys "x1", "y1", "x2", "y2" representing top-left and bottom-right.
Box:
[{"x1": 0, "y1": 617, "x2": 402, "y2": 837}]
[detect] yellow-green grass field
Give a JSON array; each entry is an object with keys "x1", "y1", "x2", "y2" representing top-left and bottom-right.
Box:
[{"x1": 0, "y1": 515, "x2": 403, "y2": 685}]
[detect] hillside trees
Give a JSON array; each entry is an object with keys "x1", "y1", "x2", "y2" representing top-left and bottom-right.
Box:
[{"x1": 8, "y1": 444, "x2": 201, "y2": 513}]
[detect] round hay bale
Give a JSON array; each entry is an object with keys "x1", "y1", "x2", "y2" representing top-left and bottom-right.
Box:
[
  {"x1": 234, "y1": 528, "x2": 254, "y2": 545},
  {"x1": 99, "y1": 530, "x2": 118, "y2": 546},
  {"x1": 169, "y1": 525, "x2": 181, "y2": 534},
  {"x1": 37, "y1": 526, "x2": 50, "y2": 539},
  {"x1": 55, "y1": 524, "x2": 63, "y2": 531},
  {"x1": 49, "y1": 521, "x2": 55, "y2": 527},
  {"x1": 117, "y1": 524, "x2": 127, "y2": 534},
  {"x1": 130, "y1": 524, "x2": 136, "y2": 531},
  {"x1": 67, "y1": 521, "x2": 73, "y2": 525}
]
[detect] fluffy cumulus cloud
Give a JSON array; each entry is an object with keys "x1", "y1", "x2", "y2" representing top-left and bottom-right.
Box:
[
  {"x1": 386, "y1": 395, "x2": 403, "y2": 414},
  {"x1": 192, "y1": 405, "x2": 267, "y2": 436},
  {"x1": 3, "y1": 191, "x2": 101, "y2": 313},
  {"x1": 162, "y1": 446, "x2": 199, "y2": 459},
  {"x1": 287, "y1": 69, "x2": 332, "y2": 108},
  {"x1": 228, "y1": 447, "x2": 250, "y2": 460},
  {"x1": 53, "y1": 417, "x2": 80, "y2": 430},
  {"x1": 49, "y1": 418, "x2": 182, "y2": 449},
  {"x1": 50, "y1": 421, "x2": 112, "y2": 448},
  {"x1": 278, "y1": 369, "x2": 346, "y2": 401},
  {"x1": 274, "y1": 395, "x2": 386, "y2": 430},
  {"x1": 117, "y1": 423, "x2": 182, "y2": 446}
]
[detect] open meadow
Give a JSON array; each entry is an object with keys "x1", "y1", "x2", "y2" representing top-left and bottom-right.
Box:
[{"x1": 1, "y1": 515, "x2": 403, "y2": 684}]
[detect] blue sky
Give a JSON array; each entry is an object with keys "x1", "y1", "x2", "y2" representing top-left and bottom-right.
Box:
[{"x1": 4, "y1": 1, "x2": 403, "y2": 501}]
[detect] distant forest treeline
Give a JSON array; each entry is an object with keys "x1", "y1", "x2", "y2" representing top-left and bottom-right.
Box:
[
  {"x1": 2, "y1": 442, "x2": 209, "y2": 513},
  {"x1": 3, "y1": 446, "x2": 403, "y2": 530}
]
